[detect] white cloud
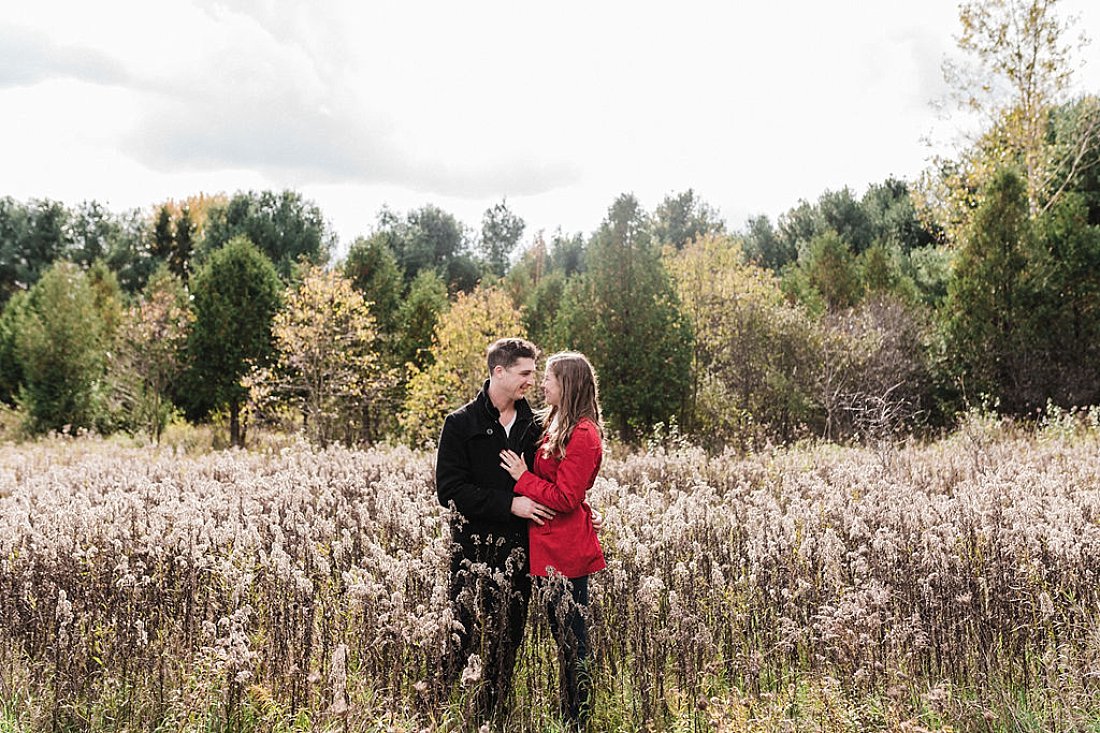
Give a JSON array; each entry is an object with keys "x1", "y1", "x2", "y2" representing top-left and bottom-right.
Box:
[
  {"x1": 2, "y1": 0, "x2": 1099, "y2": 247},
  {"x1": 0, "y1": 24, "x2": 130, "y2": 88}
]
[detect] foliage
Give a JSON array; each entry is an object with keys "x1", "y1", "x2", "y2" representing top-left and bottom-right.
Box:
[
  {"x1": 0, "y1": 198, "x2": 71, "y2": 303},
  {"x1": 479, "y1": 198, "x2": 525, "y2": 277},
  {"x1": 86, "y1": 261, "x2": 125, "y2": 343},
  {"x1": 548, "y1": 230, "x2": 587, "y2": 276},
  {"x1": 783, "y1": 230, "x2": 864, "y2": 313},
  {"x1": 0, "y1": 292, "x2": 29, "y2": 405},
  {"x1": 1047, "y1": 95, "x2": 1100, "y2": 224},
  {"x1": 504, "y1": 234, "x2": 570, "y2": 351},
  {"x1": 13, "y1": 262, "x2": 110, "y2": 434},
  {"x1": 183, "y1": 236, "x2": 283, "y2": 446},
  {"x1": 946, "y1": 0, "x2": 1088, "y2": 214},
  {"x1": 342, "y1": 234, "x2": 403, "y2": 335},
  {"x1": 906, "y1": 245, "x2": 954, "y2": 306},
  {"x1": 149, "y1": 202, "x2": 198, "y2": 282},
  {"x1": 665, "y1": 233, "x2": 818, "y2": 449},
  {"x1": 522, "y1": 270, "x2": 567, "y2": 353},
  {"x1": 400, "y1": 285, "x2": 524, "y2": 447},
  {"x1": 101, "y1": 207, "x2": 159, "y2": 294},
  {"x1": 199, "y1": 190, "x2": 334, "y2": 280},
  {"x1": 151, "y1": 204, "x2": 173, "y2": 262},
  {"x1": 395, "y1": 269, "x2": 449, "y2": 372},
  {"x1": 860, "y1": 177, "x2": 941, "y2": 252},
  {"x1": 556, "y1": 194, "x2": 692, "y2": 442},
  {"x1": 372, "y1": 204, "x2": 478, "y2": 292},
  {"x1": 748, "y1": 180, "x2": 939, "y2": 291},
  {"x1": 1018, "y1": 191, "x2": 1100, "y2": 406},
  {"x1": 652, "y1": 189, "x2": 725, "y2": 250},
  {"x1": 943, "y1": 169, "x2": 1032, "y2": 410},
  {"x1": 172, "y1": 204, "x2": 197, "y2": 281},
  {"x1": 111, "y1": 268, "x2": 194, "y2": 442},
  {"x1": 248, "y1": 266, "x2": 392, "y2": 446},
  {"x1": 742, "y1": 213, "x2": 796, "y2": 272},
  {"x1": 69, "y1": 201, "x2": 120, "y2": 268}
]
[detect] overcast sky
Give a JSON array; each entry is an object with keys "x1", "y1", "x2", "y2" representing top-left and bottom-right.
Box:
[{"x1": 3, "y1": 1, "x2": 1099, "y2": 257}]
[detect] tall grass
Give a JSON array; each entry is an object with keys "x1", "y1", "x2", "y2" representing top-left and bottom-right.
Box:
[{"x1": 1, "y1": 418, "x2": 1099, "y2": 730}]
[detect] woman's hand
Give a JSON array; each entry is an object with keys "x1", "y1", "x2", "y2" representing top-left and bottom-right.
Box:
[{"x1": 499, "y1": 449, "x2": 527, "y2": 480}]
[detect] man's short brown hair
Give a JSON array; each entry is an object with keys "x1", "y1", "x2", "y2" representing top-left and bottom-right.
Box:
[{"x1": 487, "y1": 338, "x2": 539, "y2": 374}]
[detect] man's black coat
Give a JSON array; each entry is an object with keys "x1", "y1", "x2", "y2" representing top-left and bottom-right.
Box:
[{"x1": 435, "y1": 380, "x2": 541, "y2": 568}]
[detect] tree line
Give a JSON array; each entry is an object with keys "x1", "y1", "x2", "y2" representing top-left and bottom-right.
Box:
[{"x1": 1, "y1": 0, "x2": 1097, "y2": 450}]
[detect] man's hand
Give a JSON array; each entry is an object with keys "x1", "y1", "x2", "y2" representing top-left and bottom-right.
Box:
[{"x1": 511, "y1": 496, "x2": 556, "y2": 526}]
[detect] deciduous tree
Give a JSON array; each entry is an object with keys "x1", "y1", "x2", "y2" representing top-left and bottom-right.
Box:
[
  {"x1": 249, "y1": 266, "x2": 391, "y2": 446},
  {"x1": 666, "y1": 233, "x2": 818, "y2": 448},
  {"x1": 112, "y1": 269, "x2": 193, "y2": 442},
  {"x1": 400, "y1": 285, "x2": 523, "y2": 446},
  {"x1": 943, "y1": 0, "x2": 1091, "y2": 215},
  {"x1": 479, "y1": 198, "x2": 525, "y2": 277}
]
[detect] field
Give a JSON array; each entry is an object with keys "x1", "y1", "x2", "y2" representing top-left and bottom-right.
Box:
[{"x1": 2, "y1": 414, "x2": 1100, "y2": 732}]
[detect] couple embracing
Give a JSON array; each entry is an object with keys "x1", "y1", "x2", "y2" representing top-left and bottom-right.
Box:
[{"x1": 435, "y1": 338, "x2": 605, "y2": 728}]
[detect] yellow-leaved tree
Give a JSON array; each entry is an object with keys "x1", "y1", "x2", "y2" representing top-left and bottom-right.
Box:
[
  {"x1": 400, "y1": 285, "x2": 525, "y2": 447},
  {"x1": 665, "y1": 233, "x2": 819, "y2": 449},
  {"x1": 247, "y1": 266, "x2": 392, "y2": 446}
]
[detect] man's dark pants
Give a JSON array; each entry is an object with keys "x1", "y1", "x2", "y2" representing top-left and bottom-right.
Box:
[{"x1": 441, "y1": 543, "x2": 531, "y2": 724}]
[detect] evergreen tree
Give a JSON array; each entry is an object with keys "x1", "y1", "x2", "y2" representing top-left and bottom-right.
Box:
[
  {"x1": 199, "y1": 190, "x2": 334, "y2": 279},
  {"x1": 15, "y1": 262, "x2": 108, "y2": 434},
  {"x1": 151, "y1": 205, "x2": 174, "y2": 261},
  {"x1": 0, "y1": 199, "x2": 71, "y2": 302},
  {"x1": 944, "y1": 169, "x2": 1031, "y2": 409},
  {"x1": 343, "y1": 234, "x2": 404, "y2": 336},
  {"x1": 0, "y1": 292, "x2": 29, "y2": 405},
  {"x1": 653, "y1": 189, "x2": 725, "y2": 250},
  {"x1": 742, "y1": 214, "x2": 796, "y2": 272},
  {"x1": 172, "y1": 204, "x2": 196, "y2": 282},
  {"x1": 556, "y1": 194, "x2": 692, "y2": 441},
  {"x1": 184, "y1": 236, "x2": 282, "y2": 446},
  {"x1": 1023, "y1": 191, "x2": 1100, "y2": 405},
  {"x1": 396, "y1": 269, "x2": 449, "y2": 371}
]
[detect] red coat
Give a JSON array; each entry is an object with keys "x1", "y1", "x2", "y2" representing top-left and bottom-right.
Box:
[{"x1": 514, "y1": 418, "x2": 606, "y2": 578}]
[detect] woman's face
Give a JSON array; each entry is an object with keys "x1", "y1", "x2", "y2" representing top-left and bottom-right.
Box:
[{"x1": 542, "y1": 368, "x2": 562, "y2": 407}]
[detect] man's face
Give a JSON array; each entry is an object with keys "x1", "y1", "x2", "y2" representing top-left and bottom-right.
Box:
[{"x1": 493, "y1": 357, "x2": 537, "y2": 402}]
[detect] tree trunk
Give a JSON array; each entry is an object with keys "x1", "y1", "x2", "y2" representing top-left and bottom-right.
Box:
[{"x1": 230, "y1": 399, "x2": 242, "y2": 448}]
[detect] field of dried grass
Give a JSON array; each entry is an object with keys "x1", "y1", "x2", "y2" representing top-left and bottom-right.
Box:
[{"x1": 1, "y1": 414, "x2": 1099, "y2": 731}]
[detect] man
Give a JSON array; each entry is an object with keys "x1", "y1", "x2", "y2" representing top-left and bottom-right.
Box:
[{"x1": 435, "y1": 337, "x2": 555, "y2": 722}]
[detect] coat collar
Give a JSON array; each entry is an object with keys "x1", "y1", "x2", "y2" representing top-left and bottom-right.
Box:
[{"x1": 476, "y1": 379, "x2": 534, "y2": 425}]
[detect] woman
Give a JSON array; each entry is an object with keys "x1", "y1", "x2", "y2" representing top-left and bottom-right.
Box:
[{"x1": 500, "y1": 351, "x2": 606, "y2": 727}]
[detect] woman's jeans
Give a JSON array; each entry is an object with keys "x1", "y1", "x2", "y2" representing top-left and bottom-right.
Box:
[{"x1": 543, "y1": 574, "x2": 591, "y2": 725}]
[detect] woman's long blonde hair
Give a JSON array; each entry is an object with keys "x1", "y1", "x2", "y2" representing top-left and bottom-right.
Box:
[{"x1": 538, "y1": 351, "x2": 603, "y2": 459}]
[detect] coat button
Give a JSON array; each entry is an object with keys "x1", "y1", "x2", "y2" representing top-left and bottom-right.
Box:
[{"x1": 486, "y1": 428, "x2": 493, "y2": 435}]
